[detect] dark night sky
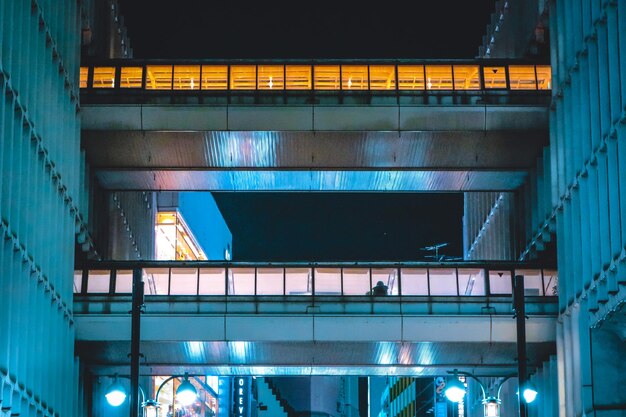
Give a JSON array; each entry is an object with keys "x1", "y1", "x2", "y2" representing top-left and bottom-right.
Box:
[{"x1": 117, "y1": 0, "x2": 496, "y2": 261}]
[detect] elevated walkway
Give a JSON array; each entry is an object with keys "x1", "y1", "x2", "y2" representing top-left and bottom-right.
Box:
[
  {"x1": 80, "y1": 60, "x2": 550, "y2": 192},
  {"x1": 74, "y1": 261, "x2": 558, "y2": 377}
]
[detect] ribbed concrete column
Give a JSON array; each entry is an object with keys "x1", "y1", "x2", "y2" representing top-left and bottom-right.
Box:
[{"x1": 0, "y1": 1, "x2": 82, "y2": 417}]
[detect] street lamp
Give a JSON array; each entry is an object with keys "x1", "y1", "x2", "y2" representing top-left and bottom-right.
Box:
[
  {"x1": 444, "y1": 370, "x2": 537, "y2": 417},
  {"x1": 105, "y1": 373, "x2": 198, "y2": 416}
]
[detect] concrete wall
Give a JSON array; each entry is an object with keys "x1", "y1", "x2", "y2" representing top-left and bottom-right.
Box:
[
  {"x1": 0, "y1": 1, "x2": 82, "y2": 417},
  {"x1": 107, "y1": 191, "x2": 156, "y2": 260}
]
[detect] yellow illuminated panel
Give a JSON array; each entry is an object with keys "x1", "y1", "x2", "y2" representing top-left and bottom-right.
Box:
[
  {"x1": 535, "y1": 65, "x2": 551, "y2": 90},
  {"x1": 314, "y1": 65, "x2": 340, "y2": 90},
  {"x1": 120, "y1": 67, "x2": 143, "y2": 88},
  {"x1": 397, "y1": 65, "x2": 425, "y2": 90},
  {"x1": 286, "y1": 65, "x2": 312, "y2": 90},
  {"x1": 508, "y1": 65, "x2": 537, "y2": 90},
  {"x1": 258, "y1": 65, "x2": 284, "y2": 90},
  {"x1": 369, "y1": 65, "x2": 396, "y2": 90},
  {"x1": 80, "y1": 67, "x2": 88, "y2": 88},
  {"x1": 341, "y1": 65, "x2": 368, "y2": 90},
  {"x1": 230, "y1": 65, "x2": 256, "y2": 90},
  {"x1": 201, "y1": 65, "x2": 228, "y2": 90},
  {"x1": 483, "y1": 66, "x2": 507, "y2": 89},
  {"x1": 453, "y1": 65, "x2": 481, "y2": 90},
  {"x1": 155, "y1": 211, "x2": 207, "y2": 261},
  {"x1": 146, "y1": 65, "x2": 173, "y2": 90},
  {"x1": 92, "y1": 67, "x2": 116, "y2": 88},
  {"x1": 425, "y1": 65, "x2": 453, "y2": 90},
  {"x1": 173, "y1": 65, "x2": 201, "y2": 90}
]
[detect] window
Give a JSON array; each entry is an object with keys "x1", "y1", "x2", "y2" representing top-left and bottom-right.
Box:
[
  {"x1": 399, "y1": 269, "x2": 429, "y2": 295},
  {"x1": 230, "y1": 65, "x2": 256, "y2": 90},
  {"x1": 369, "y1": 65, "x2": 396, "y2": 90},
  {"x1": 425, "y1": 65, "x2": 453, "y2": 90},
  {"x1": 314, "y1": 268, "x2": 341, "y2": 294},
  {"x1": 173, "y1": 65, "x2": 201, "y2": 90},
  {"x1": 256, "y1": 268, "x2": 284, "y2": 295},
  {"x1": 483, "y1": 66, "x2": 507, "y2": 89},
  {"x1": 80, "y1": 67, "x2": 89, "y2": 88},
  {"x1": 286, "y1": 65, "x2": 312, "y2": 90},
  {"x1": 457, "y1": 269, "x2": 485, "y2": 295},
  {"x1": 535, "y1": 65, "x2": 551, "y2": 90},
  {"x1": 341, "y1": 65, "x2": 368, "y2": 90},
  {"x1": 285, "y1": 268, "x2": 312, "y2": 295},
  {"x1": 201, "y1": 65, "x2": 228, "y2": 90},
  {"x1": 198, "y1": 268, "x2": 226, "y2": 295},
  {"x1": 257, "y1": 65, "x2": 284, "y2": 90},
  {"x1": 508, "y1": 65, "x2": 537, "y2": 90},
  {"x1": 146, "y1": 65, "x2": 173, "y2": 90},
  {"x1": 342, "y1": 268, "x2": 370, "y2": 295},
  {"x1": 92, "y1": 67, "x2": 116, "y2": 88},
  {"x1": 453, "y1": 65, "x2": 481, "y2": 90},
  {"x1": 87, "y1": 270, "x2": 110, "y2": 293},
  {"x1": 314, "y1": 65, "x2": 340, "y2": 90},
  {"x1": 170, "y1": 268, "x2": 199, "y2": 294},
  {"x1": 115, "y1": 270, "x2": 133, "y2": 293},
  {"x1": 428, "y1": 268, "x2": 457, "y2": 295},
  {"x1": 397, "y1": 65, "x2": 425, "y2": 90},
  {"x1": 144, "y1": 268, "x2": 170, "y2": 295},
  {"x1": 488, "y1": 270, "x2": 512, "y2": 295},
  {"x1": 120, "y1": 67, "x2": 143, "y2": 88},
  {"x1": 73, "y1": 271, "x2": 83, "y2": 293},
  {"x1": 229, "y1": 268, "x2": 255, "y2": 295},
  {"x1": 515, "y1": 269, "x2": 544, "y2": 296}
]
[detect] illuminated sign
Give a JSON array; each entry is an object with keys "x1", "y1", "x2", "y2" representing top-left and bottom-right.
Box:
[{"x1": 233, "y1": 377, "x2": 250, "y2": 417}]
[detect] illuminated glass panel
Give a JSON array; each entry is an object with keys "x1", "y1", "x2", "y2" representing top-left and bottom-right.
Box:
[
  {"x1": 314, "y1": 65, "x2": 340, "y2": 90},
  {"x1": 457, "y1": 269, "x2": 485, "y2": 295},
  {"x1": 543, "y1": 269, "x2": 558, "y2": 296},
  {"x1": 230, "y1": 65, "x2": 256, "y2": 90},
  {"x1": 515, "y1": 269, "x2": 544, "y2": 296},
  {"x1": 341, "y1": 65, "x2": 368, "y2": 90},
  {"x1": 285, "y1": 268, "x2": 312, "y2": 295},
  {"x1": 483, "y1": 66, "x2": 507, "y2": 89},
  {"x1": 343, "y1": 268, "x2": 370, "y2": 295},
  {"x1": 87, "y1": 270, "x2": 110, "y2": 293},
  {"x1": 230, "y1": 268, "x2": 255, "y2": 295},
  {"x1": 173, "y1": 65, "x2": 201, "y2": 90},
  {"x1": 146, "y1": 65, "x2": 173, "y2": 90},
  {"x1": 399, "y1": 269, "x2": 428, "y2": 295},
  {"x1": 73, "y1": 271, "x2": 83, "y2": 293},
  {"x1": 372, "y1": 269, "x2": 398, "y2": 295},
  {"x1": 488, "y1": 270, "x2": 512, "y2": 295},
  {"x1": 170, "y1": 268, "x2": 199, "y2": 294},
  {"x1": 425, "y1": 65, "x2": 453, "y2": 90},
  {"x1": 201, "y1": 65, "x2": 228, "y2": 90},
  {"x1": 286, "y1": 65, "x2": 312, "y2": 90},
  {"x1": 535, "y1": 65, "x2": 551, "y2": 90},
  {"x1": 120, "y1": 67, "x2": 143, "y2": 88},
  {"x1": 92, "y1": 67, "x2": 116, "y2": 88},
  {"x1": 508, "y1": 65, "x2": 537, "y2": 90},
  {"x1": 369, "y1": 65, "x2": 396, "y2": 90},
  {"x1": 256, "y1": 268, "x2": 284, "y2": 295},
  {"x1": 453, "y1": 65, "x2": 481, "y2": 90},
  {"x1": 314, "y1": 268, "x2": 341, "y2": 294},
  {"x1": 199, "y1": 268, "x2": 226, "y2": 295},
  {"x1": 144, "y1": 268, "x2": 170, "y2": 295},
  {"x1": 115, "y1": 270, "x2": 133, "y2": 293},
  {"x1": 80, "y1": 67, "x2": 88, "y2": 88},
  {"x1": 397, "y1": 65, "x2": 425, "y2": 90},
  {"x1": 258, "y1": 65, "x2": 284, "y2": 90},
  {"x1": 428, "y1": 269, "x2": 457, "y2": 295}
]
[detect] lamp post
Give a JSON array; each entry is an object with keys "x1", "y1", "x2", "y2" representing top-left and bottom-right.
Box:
[
  {"x1": 105, "y1": 373, "x2": 198, "y2": 417},
  {"x1": 443, "y1": 370, "x2": 537, "y2": 417}
]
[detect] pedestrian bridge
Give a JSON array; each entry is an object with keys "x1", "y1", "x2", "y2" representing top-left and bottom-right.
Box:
[
  {"x1": 80, "y1": 59, "x2": 551, "y2": 192},
  {"x1": 74, "y1": 261, "x2": 558, "y2": 377}
]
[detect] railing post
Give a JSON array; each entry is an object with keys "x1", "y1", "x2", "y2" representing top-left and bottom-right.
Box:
[
  {"x1": 513, "y1": 274, "x2": 528, "y2": 417},
  {"x1": 130, "y1": 268, "x2": 144, "y2": 417}
]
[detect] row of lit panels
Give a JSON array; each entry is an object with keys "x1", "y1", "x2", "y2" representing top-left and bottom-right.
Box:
[
  {"x1": 80, "y1": 64, "x2": 551, "y2": 91},
  {"x1": 74, "y1": 267, "x2": 558, "y2": 297}
]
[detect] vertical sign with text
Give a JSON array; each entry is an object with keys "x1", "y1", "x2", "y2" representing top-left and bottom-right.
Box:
[{"x1": 232, "y1": 377, "x2": 251, "y2": 417}]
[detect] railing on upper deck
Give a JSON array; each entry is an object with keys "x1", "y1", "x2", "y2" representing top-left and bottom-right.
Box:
[
  {"x1": 74, "y1": 261, "x2": 558, "y2": 298},
  {"x1": 79, "y1": 61, "x2": 551, "y2": 105}
]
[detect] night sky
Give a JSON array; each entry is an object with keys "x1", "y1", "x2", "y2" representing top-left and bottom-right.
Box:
[{"x1": 117, "y1": 0, "x2": 496, "y2": 261}]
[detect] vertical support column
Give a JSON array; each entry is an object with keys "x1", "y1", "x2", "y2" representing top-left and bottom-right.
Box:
[
  {"x1": 130, "y1": 268, "x2": 144, "y2": 417},
  {"x1": 514, "y1": 275, "x2": 528, "y2": 417}
]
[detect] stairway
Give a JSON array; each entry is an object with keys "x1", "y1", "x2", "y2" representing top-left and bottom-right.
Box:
[{"x1": 259, "y1": 377, "x2": 298, "y2": 417}]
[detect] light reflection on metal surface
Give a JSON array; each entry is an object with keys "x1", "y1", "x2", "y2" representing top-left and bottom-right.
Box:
[
  {"x1": 96, "y1": 170, "x2": 528, "y2": 191},
  {"x1": 183, "y1": 341, "x2": 206, "y2": 360},
  {"x1": 375, "y1": 342, "x2": 397, "y2": 365}
]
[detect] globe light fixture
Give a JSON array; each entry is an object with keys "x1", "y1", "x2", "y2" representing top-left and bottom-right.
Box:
[
  {"x1": 521, "y1": 382, "x2": 538, "y2": 404},
  {"x1": 105, "y1": 378, "x2": 127, "y2": 407},
  {"x1": 175, "y1": 374, "x2": 198, "y2": 406},
  {"x1": 444, "y1": 371, "x2": 467, "y2": 403}
]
